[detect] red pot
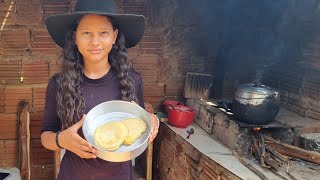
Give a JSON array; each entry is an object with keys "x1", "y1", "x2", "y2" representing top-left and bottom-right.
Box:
[
  {"x1": 163, "y1": 100, "x2": 183, "y2": 112},
  {"x1": 167, "y1": 105, "x2": 195, "y2": 128}
]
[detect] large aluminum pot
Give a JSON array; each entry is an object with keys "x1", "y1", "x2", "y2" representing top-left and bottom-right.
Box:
[
  {"x1": 82, "y1": 100, "x2": 152, "y2": 162},
  {"x1": 232, "y1": 83, "x2": 280, "y2": 125}
]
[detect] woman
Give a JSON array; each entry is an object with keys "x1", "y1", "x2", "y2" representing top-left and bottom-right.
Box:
[{"x1": 41, "y1": 0, "x2": 158, "y2": 179}]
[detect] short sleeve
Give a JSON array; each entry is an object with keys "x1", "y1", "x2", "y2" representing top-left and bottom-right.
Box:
[{"x1": 41, "y1": 76, "x2": 61, "y2": 133}]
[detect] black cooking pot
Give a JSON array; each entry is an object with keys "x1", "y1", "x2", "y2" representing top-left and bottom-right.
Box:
[{"x1": 232, "y1": 83, "x2": 280, "y2": 125}]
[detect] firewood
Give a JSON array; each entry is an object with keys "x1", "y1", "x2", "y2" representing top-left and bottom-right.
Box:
[
  {"x1": 286, "y1": 162, "x2": 298, "y2": 180},
  {"x1": 270, "y1": 169, "x2": 290, "y2": 180},
  {"x1": 263, "y1": 152, "x2": 280, "y2": 171},
  {"x1": 264, "y1": 135, "x2": 320, "y2": 165},
  {"x1": 286, "y1": 171, "x2": 298, "y2": 180},
  {"x1": 260, "y1": 132, "x2": 266, "y2": 159},
  {"x1": 253, "y1": 138, "x2": 267, "y2": 168},
  {"x1": 234, "y1": 152, "x2": 271, "y2": 180},
  {"x1": 269, "y1": 153, "x2": 284, "y2": 166},
  {"x1": 266, "y1": 146, "x2": 289, "y2": 163}
]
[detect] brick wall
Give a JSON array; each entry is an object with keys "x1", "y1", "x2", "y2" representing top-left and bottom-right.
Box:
[
  {"x1": 149, "y1": 0, "x2": 217, "y2": 102},
  {"x1": 263, "y1": 62, "x2": 320, "y2": 121},
  {"x1": 0, "y1": 0, "x2": 166, "y2": 179},
  {"x1": 153, "y1": 124, "x2": 241, "y2": 180}
]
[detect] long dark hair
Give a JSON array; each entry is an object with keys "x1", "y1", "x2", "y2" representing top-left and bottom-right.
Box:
[{"x1": 56, "y1": 15, "x2": 136, "y2": 129}]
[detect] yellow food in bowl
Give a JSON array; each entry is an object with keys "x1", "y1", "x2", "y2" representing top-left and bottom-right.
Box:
[
  {"x1": 94, "y1": 121, "x2": 128, "y2": 151},
  {"x1": 94, "y1": 118, "x2": 147, "y2": 151},
  {"x1": 122, "y1": 118, "x2": 147, "y2": 145}
]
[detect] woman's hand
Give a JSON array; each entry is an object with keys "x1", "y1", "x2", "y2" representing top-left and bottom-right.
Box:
[
  {"x1": 148, "y1": 114, "x2": 159, "y2": 143},
  {"x1": 59, "y1": 115, "x2": 97, "y2": 159}
]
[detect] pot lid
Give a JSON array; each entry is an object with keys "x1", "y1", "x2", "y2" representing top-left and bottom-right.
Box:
[{"x1": 236, "y1": 83, "x2": 278, "y2": 95}]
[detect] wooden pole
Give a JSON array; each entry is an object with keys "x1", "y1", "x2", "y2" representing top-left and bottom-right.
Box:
[
  {"x1": 146, "y1": 143, "x2": 153, "y2": 180},
  {"x1": 54, "y1": 150, "x2": 61, "y2": 178},
  {"x1": 18, "y1": 101, "x2": 31, "y2": 180},
  {"x1": 145, "y1": 103, "x2": 154, "y2": 180}
]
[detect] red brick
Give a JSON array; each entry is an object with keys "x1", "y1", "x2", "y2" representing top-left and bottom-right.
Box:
[
  {"x1": 0, "y1": 88, "x2": 4, "y2": 113},
  {"x1": 144, "y1": 96, "x2": 164, "y2": 108},
  {"x1": 0, "y1": 140, "x2": 18, "y2": 167},
  {"x1": 141, "y1": 75, "x2": 157, "y2": 83},
  {"x1": 49, "y1": 59, "x2": 61, "y2": 76},
  {"x1": 1, "y1": 29, "x2": 30, "y2": 55},
  {"x1": 141, "y1": 36, "x2": 161, "y2": 42},
  {"x1": 2, "y1": 50, "x2": 28, "y2": 56},
  {"x1": 165, "y1": 89, "x2": 184, "y2": 96},
  {"x1": 43, "y1": 0, "x2": 70, "y2": 18},
  {"x1": 143, "y1": 86, "x2": 164, "y2": 96},
  {"x1": 31, "y1": 139, "x2": 54, "y2": 165},
  {"x1": 31, "y1": 42, "x2": 57, "y2": 48},
  {"x1": 32, "y1": 48, "x2": 60, "y2": 55},
  {"x1": 136, "y1": 69, "x2": 157, "y2": 76},
  {"x1": 16, "y1": 16, "x2": 43, "y2": 26},
  {"x1": 0, "y1": 60, "x2": 22, "y2": 85},
  {"x1": 133, "y1": 54, "x2": 159, "y2": 65},
  {"x1": 5, "y1": 87, "x2": 32, "y2": 113},
  {"x1": 140, "y1": 48, "x2": 162, "y2": 55},
  {"x1": 17, "y1": 0, "x2": 42, "y2": 5},
  {"x1": 0, "y1": 42, "x2": 3, "y2": 55},
  {"x1": 0, "y1": 12, "x2": 16, "y2": 26},
  {"x1": 16, "y1": 4, "x2": 42, "y2": 13},
  {"x1": 133, "y1": 63, "x2": 157, "y2": 70},
  {"x1": 124, "y1": 5, "x2": 148, "y2": 17},
  {"x1": 140, "y1": 42, "x2": 162, "y2": 49},
  {"x1": 31, "y1": 30, "x2": 50, "y2": 37},
  {"x1": 22, "y1": 61, "x2": 49, "y2": 84},
  {"x1": 30, "y1": 111, "x2": 43, "y2": 135},
  {"x1": 33, "y1": 87, "x2": 46, "y2": 113},
  {"x1": 0, "y1": 0, "x2": 16, "y2": 10},
  {"x1": 43, "y1": 0, "x2": 70, "y2": 5},
  {"x1": 127, "y1": 48, "x2": 139, "y2": 59},
  {"x1": 33, "y1": 36, "x2": 54, "y2": 42},
  {"x1": 15, "y1": 1, "x2": 42, "y2": 25},
  {"x1": 31, "y1": 166, "x2": 54, "y2": 180},
  {"x1": 43, "y1": 4, "x2": 70, "y2": 18},
  {"x1": 0, "y1": 114, "x2": 17, "y2": 139}
]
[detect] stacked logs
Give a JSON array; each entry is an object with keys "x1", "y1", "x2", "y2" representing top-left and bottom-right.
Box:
[{"x1": 251, "y1": 130, "x2": 320, "y2": 179}]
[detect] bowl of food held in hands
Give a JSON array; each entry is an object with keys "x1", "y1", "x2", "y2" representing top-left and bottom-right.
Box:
[{"x1": 82, "y1": 100, "x2": 152, "y2": 162}]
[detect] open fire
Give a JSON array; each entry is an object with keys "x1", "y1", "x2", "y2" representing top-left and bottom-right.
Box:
[
  {"x1": 247, "y1": 125, "x2": 320, "y2": 179},
  {"x1": 205, "y1": 99, "x2": 320, "y2": 179}
]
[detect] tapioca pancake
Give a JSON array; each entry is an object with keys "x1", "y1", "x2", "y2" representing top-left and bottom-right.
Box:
[
  {"x1": 122, "y1": 118, "x2": 147, "y2": 145},
  {"x1": 94, "y1": 121, "x2": 128, "y2": 151}
]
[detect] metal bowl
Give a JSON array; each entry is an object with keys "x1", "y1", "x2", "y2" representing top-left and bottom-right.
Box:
[{"x1": 82, "y1": 100, "x2": 152, "y2": 162}]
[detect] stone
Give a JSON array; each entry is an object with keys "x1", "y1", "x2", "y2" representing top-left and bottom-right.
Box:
[
  {"x1": 195, "y1": 105, "x2": 214, "y2": 133},
  {"x1": 300, "y1": 133, "x2": 320, "y2": 152}
]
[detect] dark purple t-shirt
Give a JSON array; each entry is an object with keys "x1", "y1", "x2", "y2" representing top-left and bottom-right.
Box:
[{"x1": 41, "y1": 68, "x2": 145, "y2": 180}]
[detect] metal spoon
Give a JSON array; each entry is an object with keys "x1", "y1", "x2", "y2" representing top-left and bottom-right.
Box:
[{"x1": 186, "y1": 128, "x2": 194, "y2": 139}]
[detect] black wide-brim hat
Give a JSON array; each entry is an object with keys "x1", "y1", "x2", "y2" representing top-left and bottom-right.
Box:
[{"x1": 45, "y1": 0, "x2": 145, "y2": 48}]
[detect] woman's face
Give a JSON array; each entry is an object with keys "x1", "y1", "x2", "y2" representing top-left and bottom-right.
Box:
[{"x1": 75, "y1": 14, "x2": 118, "y2": 65}]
